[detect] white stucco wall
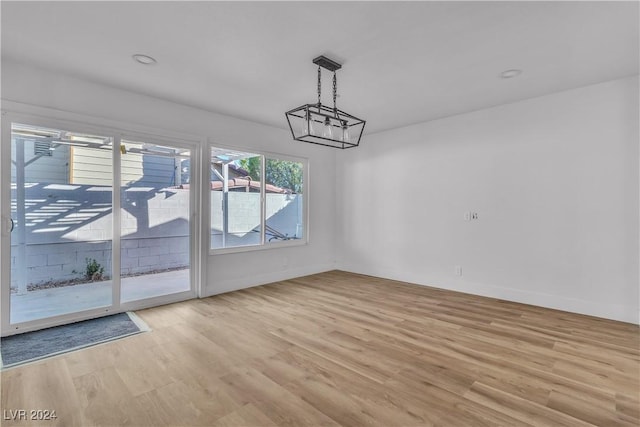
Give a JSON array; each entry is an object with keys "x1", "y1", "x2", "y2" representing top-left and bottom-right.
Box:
[{"x1": 337, "y1": 76, "x2": 639, "y2": 324}]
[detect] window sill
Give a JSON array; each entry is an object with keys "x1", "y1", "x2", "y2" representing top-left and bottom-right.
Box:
[{"x1": 209, "y1": 238, "x2": 308, "y2": 256}]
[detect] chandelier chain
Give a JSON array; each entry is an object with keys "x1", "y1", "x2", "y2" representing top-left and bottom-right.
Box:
[
  {"x1": 333, "y1": 72, "x2": 337, "y2": 115},
  {"x1": 317, "y1": 65, "x2": 322, "y2": 108}
]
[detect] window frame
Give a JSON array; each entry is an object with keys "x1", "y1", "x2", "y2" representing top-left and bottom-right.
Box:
[{"x1": 208, "y1": 143, "x2": 309, "y2": 255}]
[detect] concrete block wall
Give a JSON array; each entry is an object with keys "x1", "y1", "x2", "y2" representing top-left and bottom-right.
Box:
[
  {"x1": 210, "y1": 192, "x2": 303, "y2": 248},
  {"x1": 11, "y1": 240, "x2": 113, "y2": 288},
  {"x1": 120, "y1": 236, "x2": 189, "y2": 275},
  {"x1": 228, "y1": 193, "x2": 261, "y2": 233},
  {"x1": 265, "y1": 193, "x2": 303, "y2": 240},
  {"x1": 11, "y1": 184, "x2": 190, "y2": 289},
  {"x1": 121, "y1": 187, "x2": 190, "y2": 238}
]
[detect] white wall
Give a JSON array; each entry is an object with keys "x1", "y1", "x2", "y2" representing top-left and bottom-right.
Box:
[
  {"x1": 337, "y1": 76, "x2": 639, "y2": 324},
  {"x1": 1, "y1": 61, "x2": 338, "y2": 297}
]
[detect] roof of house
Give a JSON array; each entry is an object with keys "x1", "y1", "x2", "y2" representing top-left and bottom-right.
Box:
[
  {"x1": 211, "y1": 179, "x2": 290, "y2": 194},
  {"x1": 178, "y1": 179, "x2": 292, "y2": 194}
]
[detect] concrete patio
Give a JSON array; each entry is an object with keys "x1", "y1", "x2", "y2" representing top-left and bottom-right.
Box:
[{"x1": 10, "y1": 269, "x2": 190, "y2": 324}]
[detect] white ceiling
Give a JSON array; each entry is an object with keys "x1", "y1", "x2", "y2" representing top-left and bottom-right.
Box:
[{"x1": 2, "y1": 1, "x2": 638, "y2": 134}]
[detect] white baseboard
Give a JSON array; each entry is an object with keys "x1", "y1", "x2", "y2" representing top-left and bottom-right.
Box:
[
  {"x1": 201, "y1": 263, "x2": 336, "y2": 298},
  {"x1": 339, "y1": 264, "x2": 639, "y2": 325}
]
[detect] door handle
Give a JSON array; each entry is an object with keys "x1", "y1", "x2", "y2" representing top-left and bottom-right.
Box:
[{"x1": 3, "y1": 217, "x2": 14, "y2": 233}]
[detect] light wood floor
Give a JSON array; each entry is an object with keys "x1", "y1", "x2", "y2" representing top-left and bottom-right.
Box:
[{"x1": 1, "y1": 270, "x2": 638, "y2": 426}]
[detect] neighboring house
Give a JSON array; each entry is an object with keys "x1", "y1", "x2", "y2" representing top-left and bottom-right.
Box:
[
  {"x1": 12, "y1": 136, "x2": 185, "y2": 188},
  {"x1": 210, "y1": 162, "x2": 292, "y2": 194}
]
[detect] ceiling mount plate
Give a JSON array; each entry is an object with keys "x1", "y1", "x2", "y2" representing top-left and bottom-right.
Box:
[{"x1": 312, "y1": 55, "x2": 342, "y2": 72}]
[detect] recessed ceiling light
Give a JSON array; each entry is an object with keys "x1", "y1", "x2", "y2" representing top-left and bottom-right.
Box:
[
  {"x1": 500, "y1": 69, "x2": 522, "y2": 79},
  {"x1": 132, "y1": 54, "x2": 157, "y2": 65}
]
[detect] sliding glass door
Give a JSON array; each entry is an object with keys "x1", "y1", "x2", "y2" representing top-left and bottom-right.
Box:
[
  {"x1": 8, "y1": 124, "x2": 114, "y2": 324},
  {"x1": 119, "y1": 139, "x2": 192, "y2": 303},
  {"x1": 1, "y1": 119, "x2": 197, "y2": 335}
]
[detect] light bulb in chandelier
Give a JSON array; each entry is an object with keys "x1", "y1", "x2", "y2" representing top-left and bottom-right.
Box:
[
  {"x1": 322, "y1": 117, "x2": 333, "y2": 139},
  {"x1": 302, "y1": 110, "x2": 314, "y2": 136},
  {"x1": 341, "y1": 121, "x2": 350, "y2": 142},
  {"x1": 309, "y1": 117, "x2": 316, "y2": 135}
]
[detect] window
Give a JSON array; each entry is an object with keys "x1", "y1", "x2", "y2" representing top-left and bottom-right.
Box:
[
  {"x1": 264, "y1": 158, "x2": 304, "y2": 242},
  {"x1": 210, "y1": 147, "x2": 306, "y2": 251}
]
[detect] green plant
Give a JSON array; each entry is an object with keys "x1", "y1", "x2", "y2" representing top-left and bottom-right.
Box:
[
  {"x1": 238, "y1": 157, "x2": 303, "y2": 193},
  {"x1": 85, "y1": 258, "x2": 104, "y2": 281}
]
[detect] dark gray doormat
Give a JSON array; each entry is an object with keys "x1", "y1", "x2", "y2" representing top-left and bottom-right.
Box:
[{"x1": 0, "y1": 312, "x2": 149, "y2": 369}]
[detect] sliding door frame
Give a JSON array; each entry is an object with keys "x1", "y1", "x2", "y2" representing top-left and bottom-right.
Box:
[
  {"x1": 1, "y1": 105, "x2": 203, "y2": 336},
  {"x1": 116, "y1": 131, "x2": 200, "y2": 313}
]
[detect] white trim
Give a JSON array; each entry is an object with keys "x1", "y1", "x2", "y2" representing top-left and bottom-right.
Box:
[
  {"x1": 120, "y1": 289, "x2": 195, "y2": 313},
  {"x1": 190, "y1": 140, "x2": 204, "y2": 299},
  {"x1": 112, "y1": 136, "x2": 122, "y2": 310},
  {"x1": 1, "y1": 100, "x2": 202, "y2": 145},
  {"x1": 126, "y1": 311, "x2": 151, "y2": 332},
  {"x1": 3, "y1": 306, "x2": 116, "y2": 337},
  {"x1": 260, "y1": 155, "x2": 266, "y2": 246},
  {"x1": 207, "y1": 139, "x2": 310, "y2": 166},
  {"x1": 1, "y1": 111, "x2": 13, "y2": 335},
  {"x1": 210, "y1": 239, "x2": 308, "y2": 256},
  {"x1": 340, "y1": 264, "x2": 640, "y2": 325},
  {"x1": 197, "y1": 142, "x2": 209, "y2": 298},
  {"x1": 207, "y1": 140, "x2": 309, "y2": 254},
  {"x1": 303, "y1": 153, "x2": 310, "y2": 244},
  {"x1": 201, "y1": 263, "x2": 335, "y2": 298}
]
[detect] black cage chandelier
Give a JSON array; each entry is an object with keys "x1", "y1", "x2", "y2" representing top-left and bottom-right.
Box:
[{"x1": 285, "y1": 56, "x2": 366, "y2": 149}]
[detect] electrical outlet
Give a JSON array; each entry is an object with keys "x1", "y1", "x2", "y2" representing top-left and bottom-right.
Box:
[
  {"x1": 472, "y1": 212, "x2": 478, "y2": 220},
  {"x1": 455, "y1": 265, "x2": 463, "y2": 276}
]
